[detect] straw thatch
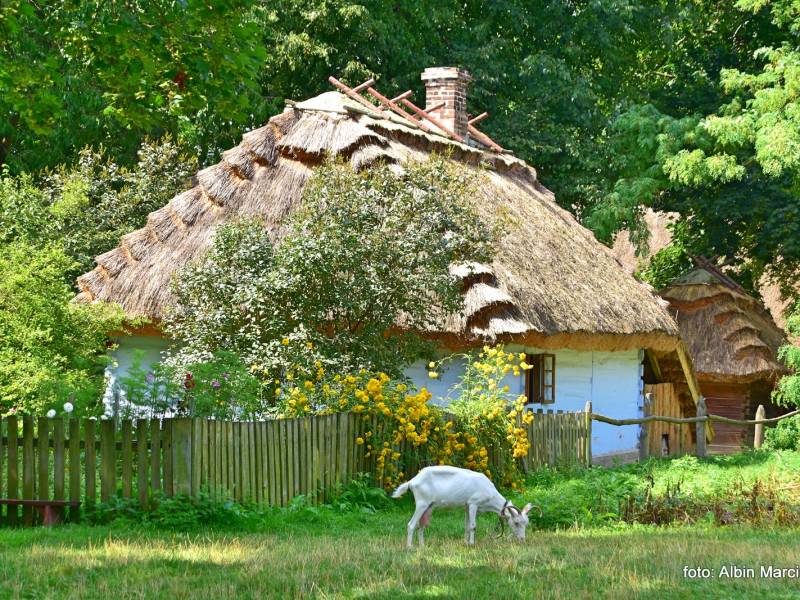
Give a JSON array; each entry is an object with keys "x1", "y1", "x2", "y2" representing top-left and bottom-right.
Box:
[
  {"x1": 75, "y1": 91, "x2": 681, "y2": 352},
  {"x1": 660, "y1": 265, "x2": 787, "y2": 383}
]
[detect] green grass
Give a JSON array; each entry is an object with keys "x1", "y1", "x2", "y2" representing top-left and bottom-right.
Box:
[{"x1": 2, "y1": 451, "x2": 800, "y2": 599}]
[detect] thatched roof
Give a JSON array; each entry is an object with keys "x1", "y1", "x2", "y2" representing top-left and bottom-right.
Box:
[
  {"x1": 660, "y1": 264, "x2": 786, "y2": 383},
  {"x1": 75, "y1": 91, "x2": 681, "y2": 352}
]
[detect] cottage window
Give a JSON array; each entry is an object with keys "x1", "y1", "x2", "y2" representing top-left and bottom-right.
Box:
[{"x1": 525, "y1": 354, "x2": 556, "y2": 404}]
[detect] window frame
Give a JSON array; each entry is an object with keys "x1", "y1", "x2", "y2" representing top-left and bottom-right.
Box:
[{"x1": 524, "y1": 353, "x2": 556, "y2": 404}]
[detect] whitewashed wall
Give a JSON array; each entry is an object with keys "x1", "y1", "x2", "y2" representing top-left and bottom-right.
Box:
[
  {"x1": 406, "y1": 346, "x2": 645, "y2": 458},
  {"x1": 108, "y1": 337, "x2": 644, "y2": 457},
  {"x1": 103, "y1": 335, "x2": 172, "y2": 417}
]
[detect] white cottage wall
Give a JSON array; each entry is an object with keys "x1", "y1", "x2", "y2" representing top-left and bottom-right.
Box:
[
  {"x1": 103, "y1": 335, "x2": 172, "y2": 416},
  {"x1": 406, "y1": 347, "x2": 644, "y2": 459}
]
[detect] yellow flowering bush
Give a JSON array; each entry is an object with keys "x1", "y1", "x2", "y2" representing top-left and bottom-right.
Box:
[
  {"x1": 438, "y1": 345, "x2": 535, "y2": 488},
  {"x1": 278, "y1": 344, "x2": 534, "y2": 491}
]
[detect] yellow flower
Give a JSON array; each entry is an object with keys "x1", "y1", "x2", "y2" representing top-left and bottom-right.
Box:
[
  {"x1": 428, "y1": 371, "x2": 439, "y2": 380},
  {"x1": 518, "y1": 352, "x2": 526, "y2": 360},
  {"x1": 281, "y1": 338, "x2": 289, "y2": 345},
  {"x1": 356, "y1": 437, "x2": 364, "y2": 445},
  {"x1": 428, "y1": 361, "x2": 436, "y2": 369},
  {"x1": 306, "y1": 341, "x2": 314, "y2": 349}
]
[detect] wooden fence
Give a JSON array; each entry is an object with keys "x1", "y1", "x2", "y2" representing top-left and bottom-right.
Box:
[
  {"x1": 0, "y1": 409, "x2": 589, "y2": 524},
  {"x1": 522, "y1": 408, "x2": 591, "y2": 470}
]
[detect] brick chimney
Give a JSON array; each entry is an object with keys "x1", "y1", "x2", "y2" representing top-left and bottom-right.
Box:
[{"x1": 421, "y1": 67, "x2": 472, "y2": 139}]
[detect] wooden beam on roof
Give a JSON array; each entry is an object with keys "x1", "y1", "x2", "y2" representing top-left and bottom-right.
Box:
[
  {"x1": 399, "y1": 97, "x2": 465, "y2": 142},
  {"x1": 365, "y1": 86, "x2": 432, "y2": 132},
  {"x1": 390, "y1": 90, "x2": 413, "y2": 103},
  {"x1": 468, "y1": 112, "x2": 489, "y2": 125},
  {"x1": 352, "y1": 78, "x2": 375, "y2": 93},
  {"x1": 467, "y1": 124, "x2": 503, "y2": 152},
  {"x1": 328, "y1": 76, "x2": 385, "y2": 116}
]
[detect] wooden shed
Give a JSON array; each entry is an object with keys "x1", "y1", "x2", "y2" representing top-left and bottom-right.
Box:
[{"x1": 657, "y1": 259, "x2": 787, "y2": 453}]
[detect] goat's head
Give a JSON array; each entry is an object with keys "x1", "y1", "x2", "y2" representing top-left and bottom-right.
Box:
[{"x1": 501, "y1": 503, "x2": 533, "y2": 541}]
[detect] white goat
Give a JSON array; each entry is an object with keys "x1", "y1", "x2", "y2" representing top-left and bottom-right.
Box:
[{"x1": 392, "y1": 465, "x2": 532, "y2": 548}]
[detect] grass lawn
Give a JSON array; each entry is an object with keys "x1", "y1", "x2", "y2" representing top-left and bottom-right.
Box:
[{"x1": 2, "y1": 452, "x2": 800, "y2": 599}]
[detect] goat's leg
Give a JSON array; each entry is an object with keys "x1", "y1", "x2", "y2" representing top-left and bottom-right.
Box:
[
  {"x1": 417, "y1": 505, "x2": 433, "y2": 547},
  {"x1": 464, "y1": 505, "x2": 470, "y2": 543},
  {"x1": 467, "y1": 504, "x2": 478, "y2": 546},
  {"x1": 406, "y1": 504, "x2": 428, "y2": 549}
]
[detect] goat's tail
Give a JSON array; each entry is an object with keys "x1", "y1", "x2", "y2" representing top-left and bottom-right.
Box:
[{"x1": 392, "y1": 481, "x2": 411, "y2": 499}]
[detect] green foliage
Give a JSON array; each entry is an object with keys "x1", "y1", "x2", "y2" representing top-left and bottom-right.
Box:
[
  {"x1": 89, "y1": 492, "x2": 263, "y2": 531},
  {"x1": 636, "y1": 221, "x2": 695, "y2": 290},
  {"x1": 114, "y1": 352, "x2": 177, "y2": 419},
  {"x1": 326, "y1": 474, "x2": 391, "y2": 513},
  {"x1": 178, "y1": 352, "x2": 265, "y2": 419},
  {"x1": 773, "y1": 301, "x2": 800, "y2": 408},
  {"x1": 260, "y1": 0, "x2": 677, "y2": 217},
  {"x1": 525, "y1": 451, "x2": 800, "y2": 529},
  {"x1": 165, "y1": 157, "x2": 495, "y2": 400},
  {"x1": 765, "y1": 415, "x2": 800, "y2": 450},
  {"x1": 0, "y1": 241, "x2": 124, "y2": 415},
  {"x1": 0, "y1": 0, "x2": 268, "y2": 172},
  {"x1": 116, "y1": 350, "x2": 264, "y2": 419},
  {"x1": 592, "y1": 1, "x2": 800, "y2": 296},
  {"x1": 0, "y1": 137, "x2": 196, "y2": 283}
]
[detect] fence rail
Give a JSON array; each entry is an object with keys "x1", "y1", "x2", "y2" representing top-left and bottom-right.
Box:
[
  {"x1": 589, "y1": 394, "x2": 800, "y2": 459},
  {"x1": 0, "y1": 409, "x2": 587, "y2": 524}
]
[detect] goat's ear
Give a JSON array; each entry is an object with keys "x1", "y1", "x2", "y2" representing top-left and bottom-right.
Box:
[{"x1": 521, "y1": 503, "x2": 533, "y2": 515}]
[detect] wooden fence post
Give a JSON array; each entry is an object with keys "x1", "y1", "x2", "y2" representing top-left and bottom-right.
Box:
[
  {"x1": 639, "y1": 392, "x2": 651, "y2": 462},
  {"x1": 22, "y1": 416, "x2": 34, "y2": 525},
  {"x1": 100, "y1": 419, "x2": 116, "y2": 502},
  {"x1": 172, "y1": 418, "x2": 193, "y2": 496},
  {"x1": 7, "y1": 415, "x2": 18, "y2": 525},
  {"x1": 754, "y1": 404, "x2": 766, "y2": 449},
  {"x1": 584, "y1": 401, "x2": 592, "y2": 466},
  {"x1": 695, "y1": 396, "x2": 707, "y2": 458}
]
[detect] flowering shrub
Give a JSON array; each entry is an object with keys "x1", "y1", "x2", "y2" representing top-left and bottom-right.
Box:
[
  {"x1": 118, "y1": 351, "x2": 264, "y2": 419},
  {"x1": 165, "y1": 157, "x2": 496, "y2": 404},
  {"x1": 438, "y1": 346, "x2": 535, "y2": 488},
  {"x1": 280, "y1": 344, "x2": 534, "y2": 490}
]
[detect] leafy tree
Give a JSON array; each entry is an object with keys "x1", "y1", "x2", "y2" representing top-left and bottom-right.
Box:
[
  {"x1": 0, "y1": 137, "x2": 196, "y2": 282},
  {"x1": 774, "y1": 301, "x2": 800, "y2": 409},
  {"x1": 259, "y1": 0, "x2": 668, "y2": 216},
  {"x1": 1, "y1": 0, "x2": 267, "y2": 172},
  {"x1": 637, "y1": 222, "x2": 695, "y2": 290},
  {"x1": 591, "y1": 0, "x2": 800, "y2": 298},
  {"x1": 0, "y1": 241, "x2": 125, "y2": 415},
  {"x1": 165, "y1": 157, "x2": 495, "y2": 404}
]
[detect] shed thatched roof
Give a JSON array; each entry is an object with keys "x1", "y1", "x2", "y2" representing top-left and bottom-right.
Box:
[
  {"x1": 660, "y1": 264, "x2": 786, "y2": 383},
  {"x1": 75, "y1": 91, "x2": 681, "y2": 352}
]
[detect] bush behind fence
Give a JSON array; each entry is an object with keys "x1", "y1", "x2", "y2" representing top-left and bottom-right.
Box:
[{"x1": 0, "y1": 408, "x2": 589, "y2": 525}]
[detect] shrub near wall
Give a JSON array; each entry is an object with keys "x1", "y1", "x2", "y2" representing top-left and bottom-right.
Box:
[{"x1": 282, "y1": 346, "x2": 534, "y2": 489}]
